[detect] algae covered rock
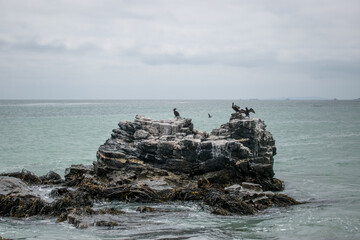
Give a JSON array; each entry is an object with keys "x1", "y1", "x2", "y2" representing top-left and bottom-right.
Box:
[{"x1": 0, "y1": 176, "x2": 48, "y2": 217}]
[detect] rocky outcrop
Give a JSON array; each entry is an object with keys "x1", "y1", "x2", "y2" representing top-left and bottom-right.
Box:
[
  {"x1": 0, "y1": 169, "x2": 64, "y2": 185},
  {"x1": 0, "y1": 175, "x2": 93, "y2": 218},
  {"x1": 96, "y1": 113, "x2": 278, "y2": 189},
  {"x1": 0, "y1": 114, "x2": 300, "y2": 230}
]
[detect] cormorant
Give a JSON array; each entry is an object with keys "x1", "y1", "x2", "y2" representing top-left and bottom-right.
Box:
[
  {"x1": 173, "y1": 108, "x2": 180, "y2": 117},
  {"x1": 208, "y1": 113, "x2": 212, "y2": 118},
  {"x1": 244, "y1": 107, "x2": 255, "y2": 117},
  {"x1": 232, "y1": 102, "x2": 240, "y2": 112}
]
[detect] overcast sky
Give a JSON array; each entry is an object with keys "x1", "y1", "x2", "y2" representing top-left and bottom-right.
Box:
[{"x1": 0, "y1": 0, "x2": 359, "y2": 99}]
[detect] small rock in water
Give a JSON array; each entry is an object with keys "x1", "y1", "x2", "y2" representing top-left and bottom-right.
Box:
[{"x1": 136, "y1": 206, "x2": 156, "y2": 213}]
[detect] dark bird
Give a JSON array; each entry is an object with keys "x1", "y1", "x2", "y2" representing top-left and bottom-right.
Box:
[
  {"x1": 244, "y1": 107, "x2": 255, "y2": 117},
  {"x1": 208, "y1": 113, "x2": 212, "y2": 118},
  {"x1": 232, "y1": 102, "x2": 241, "y2": 112},
  {"x1": 173, "y1": 108, "x2": 180, "y2": 117}
]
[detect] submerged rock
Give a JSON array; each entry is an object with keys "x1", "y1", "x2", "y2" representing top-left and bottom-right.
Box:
[{"x1": 64, "y1": 206, "x2": 125, "y2": 229}]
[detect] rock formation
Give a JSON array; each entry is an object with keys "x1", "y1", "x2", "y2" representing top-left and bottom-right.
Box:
[
  {"x1": 0, "y1": 113, "x2": 300, "y2": 230},
  {"x1": 96, "y1": 113, "x2": 280, "y2": 190}
]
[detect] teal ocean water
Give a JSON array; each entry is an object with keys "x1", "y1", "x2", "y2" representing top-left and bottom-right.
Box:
[{"x1": 0, "y1": 100, "x2": 359, "y2": 239}]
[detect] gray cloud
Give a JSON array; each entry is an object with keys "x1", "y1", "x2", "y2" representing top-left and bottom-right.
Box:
[
  {"x1": 0, "y1": 0, "x2": 359, "y2": 99},
  {"x1": 139, "y1": 50, "x2": 277, "y2": 68},
  {"x1": 0, "y1": 38, "x2": 100, "y2": 55}
]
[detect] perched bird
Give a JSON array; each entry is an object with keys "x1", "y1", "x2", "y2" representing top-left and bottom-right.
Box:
[
  {"x1": 244, "y1": 107, "x2": 255, "y2": 117},
  {"x1": 208, "y1": 113, "x2": 212, "y2": 118},
  {"x1": 232, "y1": 102, "x2": 241, "y2": 112},
  {"x1": 173, "y1": 108, "x2": 180, "y2": 117}
]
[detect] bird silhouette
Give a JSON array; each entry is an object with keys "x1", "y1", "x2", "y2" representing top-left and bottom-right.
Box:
[
  {"x1": 244, "y1": 107, "x2": 255, "y2": 117},
  {"x1": 173, "y1": 108, "x2": 180, "y2": 117},
  {"x1": 232, "y1": 102, "x2": 240, "y2": 112}
]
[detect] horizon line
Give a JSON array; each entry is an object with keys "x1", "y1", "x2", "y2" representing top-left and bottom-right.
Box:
[{"x1": 0, "y1": 97, "x2": 358, "y2": 101}]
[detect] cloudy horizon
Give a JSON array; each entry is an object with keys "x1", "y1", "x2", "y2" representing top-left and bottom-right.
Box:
[{"x1": 0, "y1": 0, "x2": 359, "y2": 100}]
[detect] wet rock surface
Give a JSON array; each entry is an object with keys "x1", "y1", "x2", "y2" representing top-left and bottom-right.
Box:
[{"x1": 0, "y1": 114, "x2": 301, "y2": 229}]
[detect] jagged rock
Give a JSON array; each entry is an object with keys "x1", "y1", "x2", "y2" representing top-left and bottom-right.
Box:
[
  {"x1": 40, "y1": 171, "x2": 61, "y2": 181},
  {"x1": 258, "y1": 178, "x2": 284, "y2": 191},
  {"x1": 202, "y1": 188, "x2": 256, "y2": 215},
  {"x1": 96, "y1": 114, "x2": 277, "y2": 185},
  {"x1": 51, "y1": 190, "x2": 93, "y2": 215},
  {"x1": 64, "y1": 164, "x2": 95, "y2": 186},
  {"x1": 0, "y1": 176, "x2": 93, "y2": 218},
  {"x1": 65, "y1": 164, "x2": 94, "y2": 181},
  {"x1": 0, "y1": 176, "x2": 33, "y2": 197},
  {"x1": 40, "y1": 171, "x2": 64, "y2": 185},
  {"x1": 0, "y1": 113, "x2": 300, "y2": 221},
  {"x1": 0, "y1": 169, "x2": 64, "y2": 186},
  {"x1": 63, "y1": 206, "x2": 125, "y2": 229},
  {"x1": 0, "y1": 176, "x2": 49, "y2": 217},
  {"x1": 0, "y1": 194, "x2": 48, "y2": 218},
  {"x1": 0, "y1": 169, "x2": 41, "y2": 185}
]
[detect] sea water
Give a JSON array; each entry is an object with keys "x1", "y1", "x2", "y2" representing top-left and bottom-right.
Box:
[{"x1": 0, "y1": 100, "x2": 359, "y2": 240}]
